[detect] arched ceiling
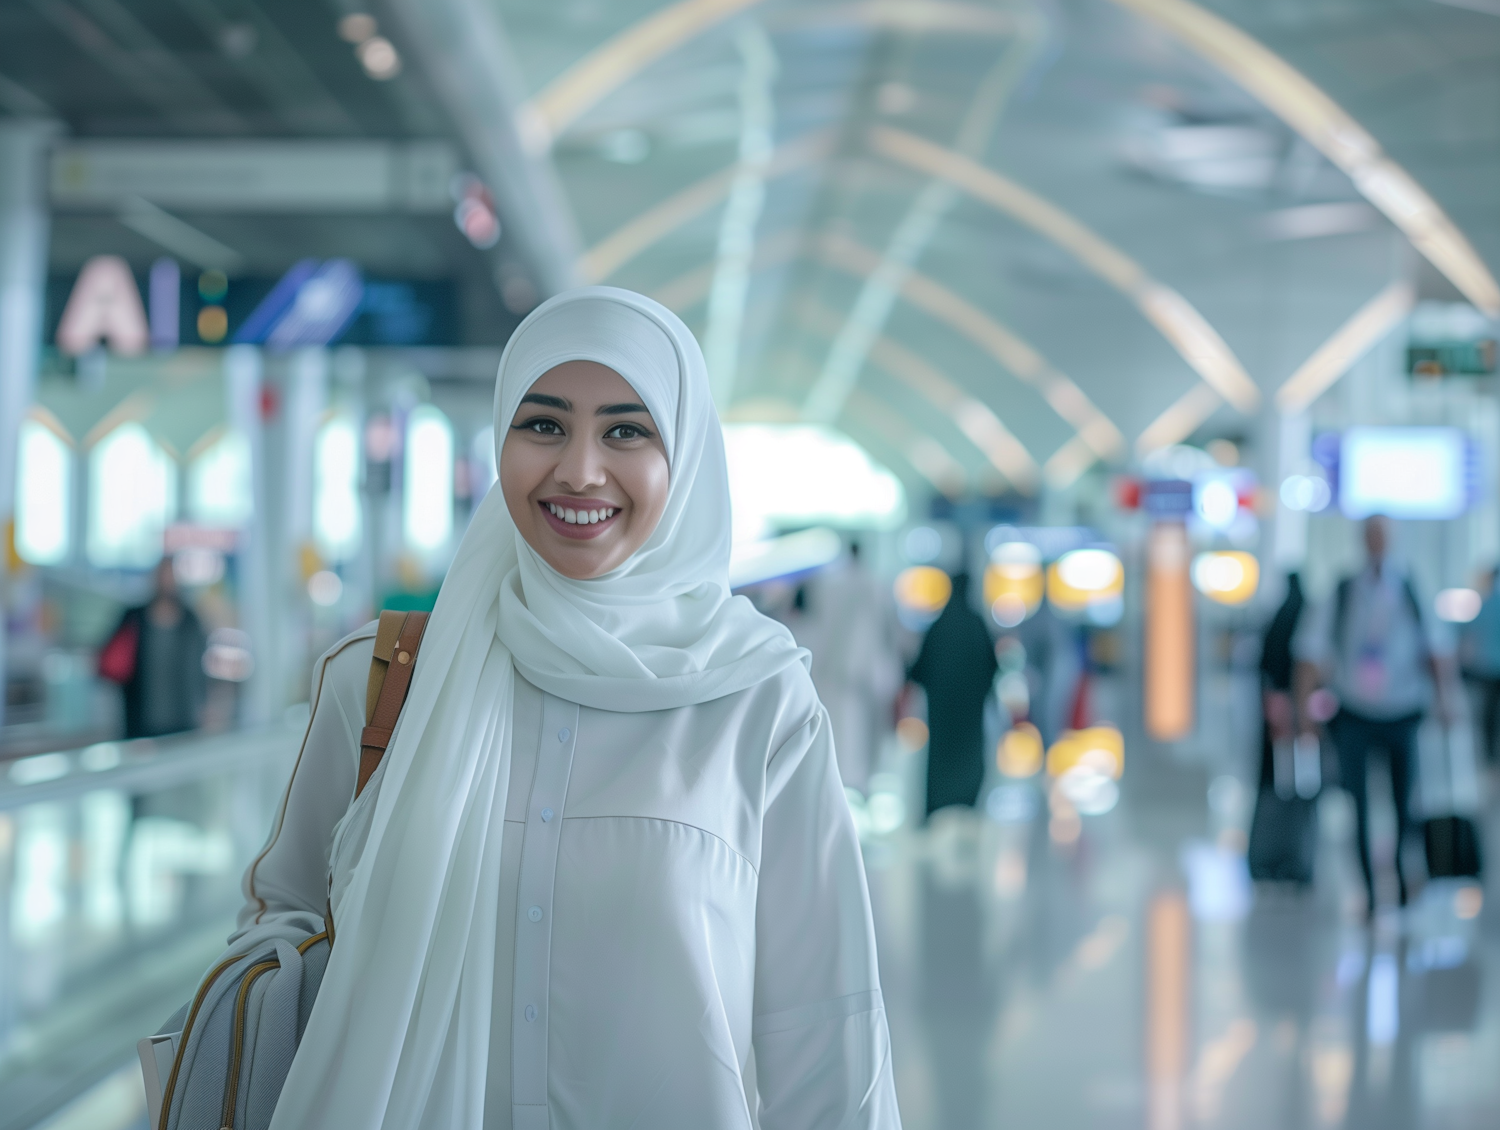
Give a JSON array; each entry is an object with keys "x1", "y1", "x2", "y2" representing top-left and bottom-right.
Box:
[{"x1": 492, "y1": 0, "x2": 1500, "y2": 496}]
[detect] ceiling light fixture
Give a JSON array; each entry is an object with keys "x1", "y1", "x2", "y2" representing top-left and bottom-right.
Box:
[
  {"x1": 1275, "y1": 281, "x2": 1415, "y2": 413},
  {"x1": 870, "y1": 126, "x2": 1260, "y2": 413},
  {"x1": 1109, "y1": 0, "x2": 1500, "y2": 316},
  {"x1": 338, "y1": 13, "x2": 378, "y2": 43},
  {"x1": 357, "y1": 36, "x2": 402, "y2": 80}
]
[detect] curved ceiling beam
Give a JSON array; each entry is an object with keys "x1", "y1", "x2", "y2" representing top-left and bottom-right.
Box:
[
  {"x1": 647, "y1": 230, "x2": 1123, "y2": 485},
  {"x1": 520, "y1": 0, "x2": 1020, "y2": 153},
  {"x1": 869, "y1": 125, "x2": 1262, "y2": 415},
  {"x1": 578, "y1": 131, "x2": 832, "y2": 282},
  {"x1": 846, "y1": 388, "x2": 968, "y2": 499},
  {"x1": 519, "y1": 0, "x2": 769, "y2": 153},
  {"x1": 1110, "y1": 0, "x2": 1500, "y2": 316},
  {"x1": 1275, "y1": 281, "x2": 1415, "y2": 414},
  {"x1": 800, "y1": 298, "x2": 1038, "y2": 492},
  {"x1": 1135, "y1": 383, "x2": 1222, "y2": 456},
  {"x1": 815, "y1": 231, "x2": 1125, "y2": 465}
]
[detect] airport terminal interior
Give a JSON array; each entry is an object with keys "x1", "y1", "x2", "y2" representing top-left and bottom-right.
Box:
[{"x1": 1, "y1": 0, "x2": 1499, "y2": 1127}]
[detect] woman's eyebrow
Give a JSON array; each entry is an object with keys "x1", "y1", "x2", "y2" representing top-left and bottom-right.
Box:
[
  {"x1": 520, "y1": 393, "x2": 570, "y2": 410},
  {"x1": 597, "y1": 402, "x2": 650, "y2": 416}
]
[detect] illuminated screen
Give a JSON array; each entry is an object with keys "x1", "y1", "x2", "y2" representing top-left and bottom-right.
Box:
[{"x1": 1339, "y1": 427, "x2": 1469, "y2": 520}]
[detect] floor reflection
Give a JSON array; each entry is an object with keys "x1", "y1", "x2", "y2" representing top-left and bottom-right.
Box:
[{"x1": 869, "y1": 759, "x2": 1499, "y2": 1130}]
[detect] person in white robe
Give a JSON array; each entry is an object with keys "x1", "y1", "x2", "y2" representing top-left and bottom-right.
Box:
[
  {"x1": 218, "y1": 287, "x2": 900, "y2": 1130},
  {"x1": 784, "y1": 546, "x2": 901, "y2": 794}
]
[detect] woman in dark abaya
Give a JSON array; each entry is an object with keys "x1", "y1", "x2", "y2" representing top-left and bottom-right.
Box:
[
  {"x1": 1259, "y1": 571, "x2": 1304, "y2": 788},
  {"x1": 908, "y1": 573, "x2": 998, "y2": 817}
]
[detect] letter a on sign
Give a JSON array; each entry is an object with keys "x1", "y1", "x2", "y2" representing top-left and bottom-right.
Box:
[{"x1": 57, "y1": 255, "x2": 149, "y2": 357}]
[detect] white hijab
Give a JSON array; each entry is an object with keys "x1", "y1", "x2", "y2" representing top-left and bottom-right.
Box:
[{"x1": 271, "y1": 287, "x2": 805, "y2": 1129}]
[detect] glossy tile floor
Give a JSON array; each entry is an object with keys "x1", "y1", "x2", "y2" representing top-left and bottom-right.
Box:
[
  {"x1": 14, "y1": 723, "x2": 1500, "y2": 1130},
  {"x1": 868, "y1": 747, "x2": 1500, "y2": 1130}
]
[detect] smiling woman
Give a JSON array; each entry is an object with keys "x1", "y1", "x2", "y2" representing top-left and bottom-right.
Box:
[{"x1": 205, "y1": 287, "x2": 899, "y2": 1130}]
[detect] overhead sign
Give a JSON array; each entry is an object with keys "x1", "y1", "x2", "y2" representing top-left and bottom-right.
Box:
[
  {"x1": 56, "y1": 255, "x2": 148, "y2": 356},
  {"x1": 50, "y1": 140, "x2": 457, "y2": 212},
  {"x1": 234, "y1": 259, "x2": 364, "y2": 348}
]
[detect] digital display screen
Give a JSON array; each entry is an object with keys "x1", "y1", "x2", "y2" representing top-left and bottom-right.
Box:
[{"x1": 1339, "y1": 427, "x2": 1470, "y2": 519}]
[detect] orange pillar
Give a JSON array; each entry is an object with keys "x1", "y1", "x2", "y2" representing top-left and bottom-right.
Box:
[{"x1": 1145, "y1": 521, "x2": 1194, "y2": 741}]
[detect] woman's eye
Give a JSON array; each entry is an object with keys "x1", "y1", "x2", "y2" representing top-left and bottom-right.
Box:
[
  {"x1": 605, "y1": 423, "x2": 649, "y2": 440},
  {"x1": 514, "y1": 417, "x2": 563, "y2": 435}
]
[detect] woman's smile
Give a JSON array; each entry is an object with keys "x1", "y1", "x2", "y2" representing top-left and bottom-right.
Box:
[{"x1": 538, "y1": 496, "x2": 622, "y2": 539}]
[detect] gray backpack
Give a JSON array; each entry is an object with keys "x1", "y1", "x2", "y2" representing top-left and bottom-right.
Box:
[{"x1": 139, "y1": 611, "x2": 428, "y2": 1130}]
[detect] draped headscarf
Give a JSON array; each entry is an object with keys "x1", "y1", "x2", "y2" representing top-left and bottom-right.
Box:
[{"x1": 270, "y1": 287, "x2": 805, "y2": 1130}]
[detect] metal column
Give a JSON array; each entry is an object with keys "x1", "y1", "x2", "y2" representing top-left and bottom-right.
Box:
[{"x1": 0, "y1": 120, "x2": 58, "y2": 729}]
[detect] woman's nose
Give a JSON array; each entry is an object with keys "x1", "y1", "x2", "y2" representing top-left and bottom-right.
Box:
[{"x1": 555, "y1": 437, "x2": 607, "y2": 491}]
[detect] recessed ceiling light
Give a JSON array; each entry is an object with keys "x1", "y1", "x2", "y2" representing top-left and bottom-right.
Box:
[
  {"x1": 357, "y1": 36, "x2": 401, "y2": 80},
  {"x1": 338, "y1": 13, "x2": 377, "y2": 43}
]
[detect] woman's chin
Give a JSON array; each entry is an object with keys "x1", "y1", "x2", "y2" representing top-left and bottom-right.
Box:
[{"x1": 534, "y1": 538, "x2": 623, "y2": 580}]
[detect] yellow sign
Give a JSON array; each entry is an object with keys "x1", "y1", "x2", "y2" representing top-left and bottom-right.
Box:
[
  {"x1": 1191, "y1": 550, "x2": 1259, "y2": 605},
  {"x1": 985, "y1": 541, "x2": 1044, "y2": 625},
  {"x1": 894, "y1": 565, "x2": 952, "y2": 615},
  {"x1": 1047, "y1": 548, "x2": 1124, "y2": 611},
  {"x1": 1046, "y1": 725, "x2": 1125, "y2": 779},
  {"x1": 998, "y1": 723, "x2": 1044, "y2": 777}
]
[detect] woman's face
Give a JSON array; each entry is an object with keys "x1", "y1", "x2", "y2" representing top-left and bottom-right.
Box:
[{"x1": 500, "y1": 360, "x2": 670, "y2": 579}]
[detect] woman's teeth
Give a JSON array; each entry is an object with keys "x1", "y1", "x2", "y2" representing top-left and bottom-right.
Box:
[{"x1": 546, "y1": 502, "x2": 616, "y2": 525}]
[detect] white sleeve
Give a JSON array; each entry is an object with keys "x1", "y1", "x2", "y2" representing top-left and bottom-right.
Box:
[
  {"x1": 752, "y1": 709, "x2": 901, "y2": 1130},
  {"x1": 224, "y1": 626, "x2": 375, "y2": 952}
]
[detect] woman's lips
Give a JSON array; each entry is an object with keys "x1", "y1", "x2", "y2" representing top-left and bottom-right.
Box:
[{"x1": 538, "y1": 499, "x2": 620, "y2": 540}]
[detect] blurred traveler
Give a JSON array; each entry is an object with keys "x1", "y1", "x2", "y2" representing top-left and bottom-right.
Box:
[
  {"x1": 1460, "y1": 566, "x2": 1500, "y2": 765},
  {"x1": 786, "y1": 543, "x2": 902, "y2": 793},
  {"x1": 101, "y1": 557, "x2": 207, "y2": 739},
  {"x1": 1259, "y1": 572, "x2": 1304, "y2": 786},
  {"x1": 1018, "y1": 601, "x2": 1084, "y2": 747},
  {"x1": 1294, "y1": 516, "x2": 1452, "y2": 914},
  {"x1": 909, "y1": 572, "x2": 998, "y2": 818},
  {"x1": 1248, "y1": 572, "x2": 1318, "y2": 884},
  {"x1": 174, "y1": 290, "x2": 898, "y2": 1128}
]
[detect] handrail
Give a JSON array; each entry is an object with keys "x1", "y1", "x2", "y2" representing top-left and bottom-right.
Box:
[{"x1": 0, "y1": 722, "x2": 303, "y2": 812}]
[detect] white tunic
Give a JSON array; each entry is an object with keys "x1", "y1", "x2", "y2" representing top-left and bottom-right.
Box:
[{"x1": 231, "y1": 624, "x2": 900, "y2": 1129}]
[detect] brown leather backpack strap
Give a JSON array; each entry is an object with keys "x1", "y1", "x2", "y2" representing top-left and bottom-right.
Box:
[
  {"x1": 356, "y1": 610, "x2": 430, "y2": 798},
  {"x1": 365, "y1": 610, "x2": 406, "y2": 726}
]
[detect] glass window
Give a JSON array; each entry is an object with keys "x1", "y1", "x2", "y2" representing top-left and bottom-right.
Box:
[
  {"x1": 314, "y1": 416, "x2": 362, "y2": 561},
  {"x1": 15, "y1": 419, "x2": 71, "y2": 565},
  {"x1": 404, "y1": 406, "x2": 453, "y2": 551},
  {"x1": 721, "y1": 424, "x2": 905, "y2": 544},
  {"x1": 187, "y1": 430, "x2": 253, "y2": 528},
  {"x1": 88, "y1": 423, "x2": 177, "y2": 568},
  {"x1": 471, "y1": 425, "x2": 497, "y2": 495}
]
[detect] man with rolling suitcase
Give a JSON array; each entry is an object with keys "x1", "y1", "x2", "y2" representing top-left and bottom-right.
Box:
[{"x1": 1294, "y1": 516, "x2": 1454, "y2": 918}]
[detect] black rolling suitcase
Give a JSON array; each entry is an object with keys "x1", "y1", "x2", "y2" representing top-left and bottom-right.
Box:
[
  {"x1": 1420, "y1": 717, "x2": 1484, "y2": 879},
  {"x1": 1248, "y1": 791, "x2": 1318, "y2": 883},
  {"x1": 1248, "y1": 734, "x2": 1321, "y2": 884}
]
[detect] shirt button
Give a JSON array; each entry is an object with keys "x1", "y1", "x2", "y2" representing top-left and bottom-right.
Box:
[
  {"x1": 528, "y1": 905, "x2": 543, "y2": 922},
  {"x1": 540, "y1": 807, "x2": 553, "y2": 822},
  {"x1": 525, "y1": 1004, "x2": 537, "y2": 1022},
  {"x1": 558, "y1": 727, "x2": 570, "y2": 742}
]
